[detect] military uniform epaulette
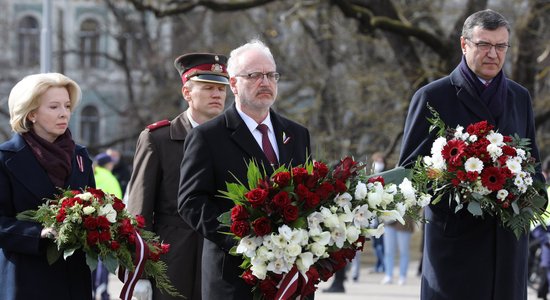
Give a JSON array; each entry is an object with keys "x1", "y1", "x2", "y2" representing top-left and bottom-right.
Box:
[{"x1": 146, "y1": 120, "x2": 170, "y2": 131}]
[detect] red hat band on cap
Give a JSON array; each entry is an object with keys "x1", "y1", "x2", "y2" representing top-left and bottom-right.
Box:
[{"x1": 181, "y1": 63, "x2": 228, "y2": 85}]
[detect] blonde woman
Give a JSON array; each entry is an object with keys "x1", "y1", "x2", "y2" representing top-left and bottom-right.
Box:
[{"x1": 0, "y1": 73, "x2": 95, "y2": 299}]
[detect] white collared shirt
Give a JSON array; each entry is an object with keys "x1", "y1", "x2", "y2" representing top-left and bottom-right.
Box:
[
  {"x1": 186, "y1": 110, "x2": 200, "y2": 128},
  {"x1": 236, "y1": 107, "x2": 280, "y2": 160}
]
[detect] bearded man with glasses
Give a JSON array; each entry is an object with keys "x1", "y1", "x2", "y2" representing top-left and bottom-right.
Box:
[
  {"x1": 178, "y1": 39, "x2": 311, "y2": 300},
  {"x1": 399, "y1": 9, "x2": 543, "y2": 300}
]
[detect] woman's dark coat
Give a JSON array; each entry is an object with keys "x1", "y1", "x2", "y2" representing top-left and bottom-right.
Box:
[{"x1": 0, "y1": 133, "x2": 95, "y2": 300}]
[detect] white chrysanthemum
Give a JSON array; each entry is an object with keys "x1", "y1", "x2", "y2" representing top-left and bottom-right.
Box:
[
  {"x1": 352, "y1": 204, "x2": 373, "y2": 228},
  {"x1": 296, "y1": 252, "x2": 315, "y2": 273},
  {"x1": 487, "y1": 144, "x2": 503, "y2": 160},
  {"x1": 454, "y1": 126, "x2": 464, "y2": 138},
  {"x1": 516, "y1": 149, "x2": 526, "y2": 159},
  {"x1": 398, "y1": 178, "x2": 416, "y2": 202},
  {"x1": 82, "y1": 206, "x2": 96, "y2": 215},
  {"x1": 524, "y1": 176, "x2": 533, "y2": 186},
  {"x1": 518, "y1": 185, "x2": 528, "y2": 193},
  {"x1": 75, "y1": 192, "x2": 93, "y2": 201},
  {"x1": 514, "y1": 176, "x2": 524, "y2": 187},
  {"x1": 468, "y1": 135, "x2": 478, "y2": 143},
  {"x1": 428, "y1": 155, "x2": 447, "y2": 171},
  {"x1": 236, "y1": 236, "x2": 262, "y2": 258},
  {"x1": 486, "y1": 132, "x2": 504, "y2": 145},
  {"x1": 334, "y1": 192, "x2": 353, "y2": 208},
  {"x1": 99, "y1": 203, "x2": 117, "y2": 223},
  {"x1": 505, "y1": 159, "x2": 522, "y2": 174},
  {"x1": 464, "y1": 157, "x2": 484, "y2": 173},
  {"x1": 496, "y1": 189, "x2": 509, "y2": 200},
  {"x1": 354, "y1": 182, "x2": 368, "y2": 200},
  {"x1": 431, "y1": 137, "x2": 447, "y2": 156}
]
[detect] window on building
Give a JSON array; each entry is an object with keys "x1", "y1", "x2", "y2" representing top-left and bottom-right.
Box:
[
  {"x1": 80, "y1": 105, "x2": 99, "y2": 146},
  {"x1": 79, "y1": 19, "x2": 100, "y2": 68},
  {"x1": 17, "y1": 16, "x2": 40, "y2": 67},
  {"x1": 120, "y1": 19, "x2": 145, "y2": 68}
]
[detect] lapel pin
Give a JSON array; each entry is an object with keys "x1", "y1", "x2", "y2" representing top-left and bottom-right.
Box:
[{"x1": 282, "y1": 132, "x2": 291, "y2": 144}]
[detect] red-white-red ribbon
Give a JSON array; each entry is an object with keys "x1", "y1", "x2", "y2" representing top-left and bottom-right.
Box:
[
  {"x1": 118, "y1": 230, "x2": 149, "y2": 300},
  {"x1": 275, "y1": 266, "x2": 309, "y2": 300}
]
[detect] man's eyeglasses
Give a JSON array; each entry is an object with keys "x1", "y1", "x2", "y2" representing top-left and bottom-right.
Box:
[
  {"x1": 466, "y1": 38, "x2": 510, "y2": 53},
  {"x1": 235, "y1": 72, "x2": 281, "y2": 82}
]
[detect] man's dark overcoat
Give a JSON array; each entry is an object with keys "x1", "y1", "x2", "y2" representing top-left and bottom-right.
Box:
[
  {"x1": 126, "y1": 110, "x2": 202, "y2": 300},
  {"x1": 0, "y1": 133, "x2": 95, "y2": 300},
  {"x1": 178, "y1": 104, "x2": 311, "y2": 300},
  {"x1": 399, "y1": 66, "x2": 542, "y2": 300}
]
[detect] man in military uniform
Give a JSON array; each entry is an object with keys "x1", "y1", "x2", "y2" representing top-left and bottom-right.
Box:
[{"x1": 126, "y1": 53, "x2": 229, "y2": 300}]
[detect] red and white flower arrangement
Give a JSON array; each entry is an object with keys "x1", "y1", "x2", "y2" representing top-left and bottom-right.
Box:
[
  {"x1": 17, "y1": 187, "x2": 180, "y2": 299},
  {"x1": 411, "y1": 107, "x2": 547, "y2": 238},
  {"x1": 218, "y1": 157, "x2": 429, "y2": 299}
]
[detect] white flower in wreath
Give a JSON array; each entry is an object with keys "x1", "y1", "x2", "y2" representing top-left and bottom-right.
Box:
[
  {"x1": 486, "y1": 132, "x2": 504, "y2": 145},
  {"x1": 346, "y1": 225, "x2": 361, "y2": 243},
  {"x1": 236, "y1": 236, "x2": 262, "y2": 258},
  {"x1": 418, "y1": 194, "x2": 432, "y2": 207},
  {"x1": 378, "y1": 209, "x2": 405, "y2": 225},
  {"x1": 354, "y1": 182, "x2": 368, "y2": 200},
  {"x1": 99, "y1": 203, "x2": 117, "y2": 223},
  {"x1": 496, "y1": 189, "x2": 509, "y2": 200},
  {"x1": 82, "y1": 206, "x2": 96, "y2": 215},
  {"x1": 296, "y1": 252, "x2": 315, "y2": 272},
  {"x1": 352, "y1": 204, "x2": 372, "y2": 228},
  {"x1": 75, "y1": 192, "x2": 93, "y2": 201},
  {"x1": 307, "y1": 212, "x2": 324, "y2": 236},
  {"x1": 365, "y1": 223, "x2": 385, "y2": 238},
  {"x1": 334, "y1": 192, "x2": 353, "y2": 208},
  {"x1": 329, "y1": 225, "x2": 347, "y2": 248},
  {"x1": 398, "y1": 178, "x2": 417, "y2": 202},
  {"x1": 250, "y1": 256, "x2": 268, "y2": 279},
  {"x1": 487, "y1": 144, "x2": 503, "y2": 160},
  {"x1": 309, "y1": 242, "x2": 327, "y2": 257},
  {"x1": 320, "y1": 207, "x2": 340, "y2": 229},
  {"x1": 465, "y1": 157, "x2": 484, "y2": 173}
]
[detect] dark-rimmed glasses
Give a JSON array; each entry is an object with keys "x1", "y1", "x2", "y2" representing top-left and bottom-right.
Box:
[
  {"x1": 466, "y1": 38, "x2": 510, "y2": 53},
  {"x1": 235, "y1": 72, "x2": 281, "y2": 82}
]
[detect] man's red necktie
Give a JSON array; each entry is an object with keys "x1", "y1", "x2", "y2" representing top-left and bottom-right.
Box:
[{"x1": 257, "y1": 124, "x2": 277, "y2": 165}]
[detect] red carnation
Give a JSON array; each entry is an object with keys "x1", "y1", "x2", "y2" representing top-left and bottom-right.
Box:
[
  {"x1": 230, "y1": 220, "x2": 250, "y2": 238},
  {"x1": 502, "y1": 145, "x2": 517, "y2": 157},
  {"x1": 466, "y1": 120, "x2": 494, "y2": 136},
  {"x1": 83, "y1": 216, "x2": 98, "y2": 230},
  {"x1": 231, "y1": 205, "x2": 249, "y2": 221},
  {"x1": 86, "y1": 188, "x2": 106, "y2": 200},
  {"x1": 283, "y1": 205, "x2": 299, "y2": 222},
  {"x1": 160, "y1": 243, "x2": 170, "y2": 254},
  {"x1": 56, "y1": 208, "x2": 66, "y2": 223},
  {"x1": 334, "y1": 180, "x2": 347, "y2": 193},
  {"x1": 87, "y1": 230, "x2": 100, "y2": 246},
  {"x1": 99, "y1": 230, "x2": 111, "y2": 243},
  {"x1": 252, "y1": 217, "x2": 272, "y2": 236},
  {"x1": 368, "y1": 176, "x2": 385, "y2": 185},
  {"x1": 110, "y1": 240, "x2": 120, "y2": 250},
  {"x1": 112, "y1": 198, "x2": 125, "y2": 212},
  {"x1": 481, "y1": 167, "x2": 507, "y2": 191},
  {"x1": 315, "y1": 182, "x2": 335, "y2": 200},
  {"x1": 245, "y1": 188, "x2": 269, "y2": 208},
  {"x1": 97, "y1": 216, "x2": 111, "y2": 229},
  {"x1": 135, "y1": 215, "x2": 146, "y2": 228},
  {"x1": 272, "y1": 171, "x2": 291, "y2": 187}
]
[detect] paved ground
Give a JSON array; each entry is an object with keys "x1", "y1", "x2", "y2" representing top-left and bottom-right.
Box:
[{"x1": 106, "y1": 260, "x2": 542, "y2": 299}]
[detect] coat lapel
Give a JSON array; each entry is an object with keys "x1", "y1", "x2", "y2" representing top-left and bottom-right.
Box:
[
  {"x1": 4, "y1": 135, "x2": 56, "y2": 200},
  {"x1": 450, "y1": 68, "x2": 495, "y2": 124},
  {"x1": 271, "y1": 111, "x2": 294, "y2": 166},
  {"x1": 225, "y1": 105, "x2": 268, "y2": 163}
]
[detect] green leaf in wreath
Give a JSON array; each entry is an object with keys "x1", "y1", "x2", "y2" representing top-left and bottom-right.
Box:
[
  {"x1": 368, "y1": 167, "x2": 412, "y2": 185},
  {"x1": 511, "y1": 201, "x2": 520, "y2": 215},
  {"x1": 291, "y1": 217, "x2": 307, "y2": 229},
  {"x1": 217, "y1": 211, "x2": 232, "y2": 226},
  {"x1": 102, "y1": 253, "x2": 120, "y2": 274},
  {"x1": 467, "y1": 201, "x2": 483, "y2": 216},
  {"x1": 15, "y1": 210, "x2": 38, "y2": 221},
  {"x1": 86, "y1": 253, "x2": 99, "y2": 271}
]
